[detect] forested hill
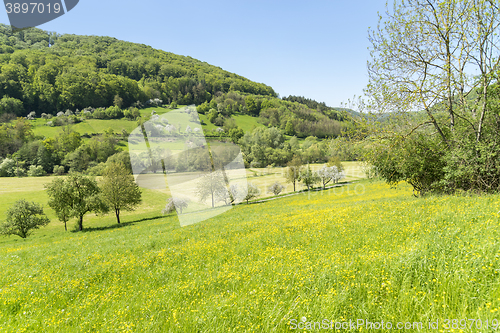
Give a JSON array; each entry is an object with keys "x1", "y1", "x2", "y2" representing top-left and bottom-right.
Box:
[{"x1": 0, "y1": 24, "x2": 276, "y2": 114}]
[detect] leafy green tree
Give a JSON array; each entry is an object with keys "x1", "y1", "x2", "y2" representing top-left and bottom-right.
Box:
[
  {"x1": 244, "y1": 182, "x2": 261, "y2": 203},
  {"x1": 289, "y1": 136, "x2": 300, "y2": 151},
  {"x1": 285, "y1": 155, "x2": 303, "y2": 191},
  {"x1": 299, "y1": 165, "x2": 320, "y2": 190},
  {"x1": 0, "y1": 96, "x2": 24, "y2": 116},
  {"x1": 99, "y1": 162, "x2": 142, "y2": 224},
  {"x1": 327, "y1": 156, "x2": 344, "y2": 172},
  {"x1": 27, "y1": 165, "x2": 46, "y2": 177},
  {"x1": 12, "y1": 117, "x2": 34, "y2": 143},
  {"x1": 45, "y1": 178, "x2": 72, "y2": 231},
  {"x1": 53, "y1": 128, "x2": 82, "y2": 159},
  {"x1": 36, "y1": 143, "x2": 54, "y2": 174},
  {"x1": 45, "y1": 173, "x2": 107, "y2": 231},
  {"x1": 106, "y1": 151, "x2": 133, "y2": 173},
  {"x1": 64, "y1": 146, "x2": 91, "y2": 172},
  {"x1": 53, "y1": 165, "x2": 65, "y2": 175},
  {"x1": 365, "y1": 0, "x2": 500, "y2": 194},
  {"x1": 0, "y1": 158, "x2": 16, "y2": 177},
  {"x1": 207, "y1": 109, "x2": 218, "y2": 123},
  {"x1": 229, "y1": 127, "x2": 244, "y2": 144},
  {"x1": 285, "y1": 120, "x2": 295, "y2": 135},
  {"x1": 0, "y1": 200, "x2": 50, "y2": 238},
  {"x1": 113, "y1": 94, "x2": 123, "y2": 108},
  {"x1": 162, "y1": 197, "x2": 189, "y2": 214},
  {"x1": 245, "y1": 96, "x2": 259, "y2": 115}
]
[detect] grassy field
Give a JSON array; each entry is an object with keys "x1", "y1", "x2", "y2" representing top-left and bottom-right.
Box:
[
  {"x1": 244, "y1": 161, "x2": 366, "y2": 198},
  {"x1": 30, "y1": 107, "x2": 274, "y2": 142},
  {"x1": 1, "y1": 176, "x2": 499, "y2": 332},
  {"x1": 233, "y1": 114, "x2": 264, "y2": 132}
]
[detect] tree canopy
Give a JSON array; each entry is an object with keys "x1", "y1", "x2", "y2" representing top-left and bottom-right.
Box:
[
  {"x1": 364, "y1": 0, "x2": 500, "y2": 194},
  {"x1": 0, "y1": 24, "x2": 276, "y2": 116}
]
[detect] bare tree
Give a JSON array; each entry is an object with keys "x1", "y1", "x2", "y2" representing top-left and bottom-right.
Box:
[{"x1": 196, "y1": 170, "x2": 227, "y2": 207}]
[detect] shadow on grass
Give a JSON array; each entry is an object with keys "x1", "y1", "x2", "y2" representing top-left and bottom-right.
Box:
[{"x1": 72, "y1": 215, "x2": 167, "y2": 233}]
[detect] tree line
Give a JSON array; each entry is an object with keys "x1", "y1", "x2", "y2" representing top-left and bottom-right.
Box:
[
  {"x1": 0, "y1": 153, "x2": 346, "y2": 238},
  {"x1": 0, "y1": 24, "x2": 276, "y2": 116},
  {"x1": 0, "y1": 162, "x2": 142, "y2": 237},
  {"x1": 197, "y1": 91, "x2": 350, "y2": 138},
  {"x1": 0, "y1": 116, "x2": 130, "y2": 177}
]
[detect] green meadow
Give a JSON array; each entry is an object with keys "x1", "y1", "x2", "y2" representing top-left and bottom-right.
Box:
[{"x1": 1, "y1": 177, "x2": 499, "y2": 332}]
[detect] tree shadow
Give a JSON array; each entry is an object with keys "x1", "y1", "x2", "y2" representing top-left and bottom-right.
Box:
[{"x1": 71, "y1": 215, "x2": 167, "y2": 233}]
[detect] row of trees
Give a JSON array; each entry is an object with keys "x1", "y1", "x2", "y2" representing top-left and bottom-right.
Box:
[
  {"x1": 0, "y1": 162, "x2": 142, "y2": 237},
  {"x1": 285, "y1": 156, "x2": 345, "y2": 191},
  {"x1": 45, "y1": 163, "x2": 142, "y2": 231},
  {"x1": 0, "y1": 113, "x2": 134, "y2": 177},
  {"x1": 0, "y1": 116, "x2": 348, "y2": 179},
  {"x1": 238, "y1": 127, "x2": 335, "y2": 167},
  {"x1": 163, "y1": 157, "x2": 345, "y2": 215}
]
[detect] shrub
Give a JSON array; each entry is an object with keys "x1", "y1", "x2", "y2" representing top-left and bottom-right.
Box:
[
  {"x1": 105, "y1": 106, "x2": 123, "y2": 119},
  {"x1": 0, "y1": 158, "x2": 16, "y2": 177},
  {"x1": 0, "y1": 200, "x2": 50, "y2": 238},
  {"x1": 53, "y1": 165, "x2": 65, "y2": 175},
  {"x1": 124, "y1": 107, "x2": 140, "y2": 120},
  {"x1": 0, "y1": 96, "x2": 24, "y2": 116},
  {"x1": 92, "y1": 108, "x2": 106, "y2": 119},
  {"x1": 27, "y1": 165, "x2": 46, "y2": 177},
  {"x1": 244, "y1": 182, "x2": 261, "y2": 203},
  {"x1": 86, "y1": 162, "x2": 106, "y2": 176},
  {"x1": 268, "y1": 181, "x2": 285, "y2": 195}
]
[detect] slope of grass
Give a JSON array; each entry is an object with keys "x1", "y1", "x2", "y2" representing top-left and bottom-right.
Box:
[
  {"x1": 1, "y1": 179, "x2": 499, "y2": 332},
  {"x1": 31, "y1": 118, "x2": 138, "y2": 138},
  {"x1": 233, "y1": 114, "x2": 264, "y2": 132},
  {"x1": 0, "y1": 175, "x2": 169, "y2": 244}
]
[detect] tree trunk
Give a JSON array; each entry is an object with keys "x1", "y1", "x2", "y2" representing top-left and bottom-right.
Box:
[
  {"x1": 78, "y1": 215, "x2": 83, "y2": 231},
  {"x1": 477, "y1": 76, "x2": 488, "y2": 142},
  {"x1": 293, "y1": 181, "x2": 296, "y2": 192},
  {"x1": 64, "y1": 221, "x2": 67, "y2": 231},
  {"x1": 115, "y1": 209, "x2": 120, "y2": 224}
]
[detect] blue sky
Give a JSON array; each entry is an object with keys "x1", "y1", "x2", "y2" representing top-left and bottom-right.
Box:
[{"x1": 1, "y1": 0, "x2": 388, "y2": 108}]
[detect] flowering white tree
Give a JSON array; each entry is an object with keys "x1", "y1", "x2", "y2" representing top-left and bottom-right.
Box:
[
  {"x1": 196, "y1": 170, "x2": 227, "y2": 207},
  {"x1": 317, "y1": 166, "x2": 336, "y2": 189},
  {"x1": 244, "y1": 182, "x2": 261, "y2": 204},
  {"x1": 268, "y1": 181, "x2": 285, "y2": 195},
  {"x1": 219, "y1": 184, "x2": 240, "y2": 205},
  {"x1": 162, "y1": 197, "x2": 189, "y2": 214},
  {"x1": 316, "y1": 165, "x2": 345, "y2": 188}
]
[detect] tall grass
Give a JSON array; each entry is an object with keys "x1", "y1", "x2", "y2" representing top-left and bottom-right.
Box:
[{"x1": 0, "y1": 180, "x2": 499, "y2": 332}]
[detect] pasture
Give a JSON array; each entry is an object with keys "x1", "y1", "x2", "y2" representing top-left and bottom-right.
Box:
[{"x1": 1, "y1": 177, "x2": 499, "y2": 332}]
